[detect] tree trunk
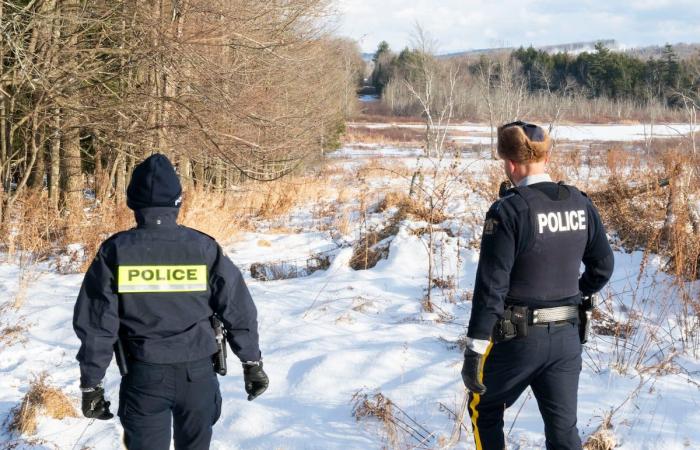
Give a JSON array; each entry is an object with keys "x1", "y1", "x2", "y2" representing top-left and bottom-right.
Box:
[
  {"x1": 194, "y1": 157, "x2": 205, "y2": 189},
  {"x1": 113, "y1": 154, "x2": 126, "y2": 203},
  {"x1": 48, "y1": 112, "x2": 61, "y2": 209},
  {"x1": 27, "y1": 136, "x2": 46, "y2": 189},
  {"x1": 0, "y1": 0, "x2": 4, "y2": 222},
  {"x1": 60, "y1": 122, "x2": 83, "y2": 213},
  {"x1": 180, "y1": 155, "x2": 194, "y2": 191}
]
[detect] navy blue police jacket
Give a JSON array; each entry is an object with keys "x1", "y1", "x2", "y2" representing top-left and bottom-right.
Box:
[
  {"x1": 467, "y1": 181, "x2": 614, "y2": 341},
  {"x1": 73, "y1": 207, "x2": 260, "y2": 388}
]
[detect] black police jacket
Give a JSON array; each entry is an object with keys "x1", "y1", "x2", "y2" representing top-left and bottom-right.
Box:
[
  {"x1": 467, "y1": 182, "x2": 614, "y2": 340},
  {"x1": 73, "y1": 207, "x2": 260, "y2": 388}
]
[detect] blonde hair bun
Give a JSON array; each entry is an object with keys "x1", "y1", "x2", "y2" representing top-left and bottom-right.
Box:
[{"x1": 497, "y1": 121, "x2": 552, "y2": 163}]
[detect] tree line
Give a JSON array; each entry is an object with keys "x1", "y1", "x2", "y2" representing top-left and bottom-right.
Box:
[
  {"x1": 513, "y1": 43, "x2": 697, "y2": 106},
  {"x1": 370, "y1": 40, "x2": 700, "y2": 122},
  {"x1": 0, "y1": 0, "x2": 364, "y2": 223}
]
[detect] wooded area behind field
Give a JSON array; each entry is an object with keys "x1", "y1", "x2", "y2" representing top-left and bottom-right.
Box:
[{"x1": 0, "y1": 0, "x2": 363, "y2": 224}]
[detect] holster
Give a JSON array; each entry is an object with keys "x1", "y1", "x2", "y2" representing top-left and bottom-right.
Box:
[
  {"x1": 494, "y1": 305, "x2": 529, "y2": 342},
  {"x1": 578, "y1": 295, "x2": 597, "y2": 344},
  {"x1": 211, "y1": 316, "x2": 228, "y2": 376},
  {"x1": 114, "y1": 338, "x2": 128, "y2": 376}
]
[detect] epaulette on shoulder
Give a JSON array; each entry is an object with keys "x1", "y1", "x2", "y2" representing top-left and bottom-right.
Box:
[
  {"x1": 188, "y1": 227, "x2": 218, "y2": 244},
  {"x1": 102, "y1": 229, "x2": 129, "y2": 246},
  {"x1": 493, "y1": 190, "x2": 528, "y2": 214}
]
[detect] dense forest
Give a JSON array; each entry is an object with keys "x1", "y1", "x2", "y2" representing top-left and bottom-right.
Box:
[{"x1": 0, "y1": 0, "x2": 364, "y2": 223}]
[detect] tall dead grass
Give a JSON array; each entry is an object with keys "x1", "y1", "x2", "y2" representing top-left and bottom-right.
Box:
[
  {"x1": 1, "y1": 174, "x2": 339, "y2": 273},
  {"x1": 591, "y1": 146, "x2": 699, "y2": 280},
  {"x1": 345, "y1": 125, "x2": 426, "y2": 146}
]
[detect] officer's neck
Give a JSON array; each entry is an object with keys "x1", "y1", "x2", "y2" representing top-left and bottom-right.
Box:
[
  {"x1": 509, "y1": 160, "x2": 549, "y2": 187},
  {"x1": 134, "y1": 207, "x2": 180, "y2": 229}
]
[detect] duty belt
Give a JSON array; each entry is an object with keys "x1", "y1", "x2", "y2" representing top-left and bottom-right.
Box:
[
  {"x1": 495, "y1": 304, "x2": 580, "y2": 342},
  {"x1": 530, "y1": 305, "x2": 579, "y2": 324}
]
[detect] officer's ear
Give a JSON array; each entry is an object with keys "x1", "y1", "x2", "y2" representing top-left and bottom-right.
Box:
[{"x1": 504, "y1": 158, "x2": 517, "y2": 176}]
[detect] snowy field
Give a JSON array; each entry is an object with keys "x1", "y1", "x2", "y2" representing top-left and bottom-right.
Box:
[
  {"x1": 351, "y1": 121, "x2": 700, "y2": 145},
  {"x1": 1, "y1": 123, "x2": 699, "y2": 450}
]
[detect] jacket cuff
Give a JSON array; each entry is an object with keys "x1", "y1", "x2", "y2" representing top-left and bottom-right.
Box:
[
  {"x1": 236, "y1": 349, "x2": 261, "y2": 363},
  {"x1": 465, "y1": 338, "x2": 491, "y2": 355},
  {"x1": 80, "y1": 378, "x2": 102, "y2": 390},
  {"x1": 467, "y1": 314, "x2": 498, "y2": 341}
]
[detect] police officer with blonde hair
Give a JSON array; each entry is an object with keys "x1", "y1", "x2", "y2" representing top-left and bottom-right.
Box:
[
  {"x1": 73, "y1": 154, "x2": 269, "y2": 449},
  {"x1": 461, "y1": 122, "x2": 614, "y2": 449}
]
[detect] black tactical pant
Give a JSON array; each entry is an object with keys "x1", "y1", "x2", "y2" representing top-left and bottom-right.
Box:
[
  {"x1": 118, "y1": 357, "x2": 222, "y2": 450},
  {"x1": 468, "y1": 322, "x2": 583, "y2": 450}
]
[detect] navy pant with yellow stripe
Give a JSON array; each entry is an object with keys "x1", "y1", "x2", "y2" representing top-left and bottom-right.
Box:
[
  {"x1": 468, "y1": 322, "x2": 583, "y2": 450},
  {"x1": 118, "y1": 357, "x2": 222, "y2": 450}
]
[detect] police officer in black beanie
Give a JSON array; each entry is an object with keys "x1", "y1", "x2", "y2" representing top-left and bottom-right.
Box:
[
  {"x1": 73, "y1": 153, "x2": 269, "y2": 450},
  {"x1": 461, "y1": 123, "x2": 614, "y2": 450}
]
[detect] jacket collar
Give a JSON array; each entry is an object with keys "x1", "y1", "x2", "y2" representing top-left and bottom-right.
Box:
[
  {"x1": 517, "y1": 173, "x2": 552, "y2": 187},
  {"x1": 134, "y1": 207, "x2": 180, "y2": 229}
]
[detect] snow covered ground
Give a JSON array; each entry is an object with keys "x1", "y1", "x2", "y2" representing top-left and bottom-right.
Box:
[
  {"x1": 1, "y1": 124, "x2": 699, "y2": 450},
  {"x1": 351, "y1": 121, "x2": 700, "y2": 145}
]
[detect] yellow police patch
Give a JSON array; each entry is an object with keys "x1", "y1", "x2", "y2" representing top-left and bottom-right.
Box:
[{"x1": 117, "y1": 265, "x2": 207, "y2": 293}]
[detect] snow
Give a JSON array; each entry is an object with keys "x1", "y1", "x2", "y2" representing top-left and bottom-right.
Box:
[
  {"x1": 1, "y1": 124, "x2": 699, "y2": 449},
  {"x1": 358, "y1": 95, "x2": 380, "y2": 103},
  {"x1": 350, "y1": 122, "x2": 700, "y2": 143},
  {"x1": 329, "y1": 145, "x2": 424, "y2": 159}
]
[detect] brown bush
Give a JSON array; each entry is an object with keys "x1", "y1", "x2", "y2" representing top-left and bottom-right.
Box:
[
  {"x1": 7, "y1": 374, "x2": 78, "y2": 436},
  {"x1": 378, "y1": 191, "x2": 447, "y2": 224},
  {"x1": 590, "y1": 146, "x2": 699, "y2": 280}
]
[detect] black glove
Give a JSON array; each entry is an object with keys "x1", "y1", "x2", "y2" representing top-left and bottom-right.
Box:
[
  {"x1": 243, "y1": 362, "x2": 269, "y2": 401},
  {"x1": 81, "y1": 385, "x2": 114, "y2": 420},
  {"x1": 461, "y1": 348, "x2": 487, "y2": 395}
]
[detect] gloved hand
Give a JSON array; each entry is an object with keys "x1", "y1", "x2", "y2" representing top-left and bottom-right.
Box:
[
  {"x1": 81, "y1": 384, "x2": 114, "y2": 420},
  {"x1": 243, "y1": 362, "x2": 269, "y2": 401},
  {"x1": 461, "y1": 348, "x2": 487, "y2": 395}
]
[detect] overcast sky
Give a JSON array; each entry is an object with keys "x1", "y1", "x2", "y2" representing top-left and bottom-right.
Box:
[{"x1": 335, "y1": 0, "x2": 700, "y2": 54}]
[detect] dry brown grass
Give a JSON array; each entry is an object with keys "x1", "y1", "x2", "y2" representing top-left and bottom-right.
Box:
[
  {"x1": 583, "y1": 414, "x2": 616, "y2": 450},
  {"x1": 352, "y1": 391, "x2": 399, "y2": 448},
  {"x1": 345, "y1": 125, "x2": 425, "y2": 146},
  {"x1": 0, "y1": 323, "x2": 28, "y2": 348},
  {"x1": 7, "y1": 374, "x2": 78, "y2": 436},
  {"x1": 590, "y1": 146, "x2": 700, "y2": 280},
  {"x1": 351, "y1": 389, "x2": 435, "y2": 449},
  {"x1": 355, "y1": 158, "x2": 414, "y2": 180},
  {"x1": 333, "y1": 211, "x2": 353, "y2": 237},
  {"x1": 378, "y1": 191, "x2": 448, "y2": 224},
  {"x1": 1, "y1": 173, "x2": 340, "y2": 273}
]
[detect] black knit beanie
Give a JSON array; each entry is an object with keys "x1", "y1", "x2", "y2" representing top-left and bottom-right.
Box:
[{"x1": 126, "y1": 154, "x2": 183, "y2": 210}]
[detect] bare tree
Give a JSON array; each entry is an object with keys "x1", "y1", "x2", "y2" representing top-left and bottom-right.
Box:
[
  {"x1": 0, "y1": 0, "x2": 357, "y2": 226},
  {"x1": 475, "y1": 53, "x2": 526, "y2": 158}
]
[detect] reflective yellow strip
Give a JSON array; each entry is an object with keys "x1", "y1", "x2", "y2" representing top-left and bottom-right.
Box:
[
  {"x1": 469, "y1": 341, "x2": 494, "y2": 450},
  {"x1": 117, "y1": 265, "x2": 207, "y2": 293}
]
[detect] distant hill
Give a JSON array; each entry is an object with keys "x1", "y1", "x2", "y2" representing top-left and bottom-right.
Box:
[
  {"x1": 625, "y1": 42, "x2": 700, "y2": 60},
  {"x1": 441, "y1": 39, "x2": 621, "y2": 58},
  {"x1": 363, "y1": 40, "x2": 700, "y2": 60}
]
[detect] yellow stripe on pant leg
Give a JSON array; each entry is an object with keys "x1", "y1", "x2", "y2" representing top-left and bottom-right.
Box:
[{"x1": 469, "y1": 341, "x2": 494, "y2": 450}]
